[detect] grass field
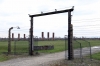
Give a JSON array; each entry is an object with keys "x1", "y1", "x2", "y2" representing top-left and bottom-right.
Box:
[
  {"x1": 0, "y1": 39, "x2": 100, "y2": 61},
  {"x1": 91, "y1": 52, "x2": 100, "y2": 60}
]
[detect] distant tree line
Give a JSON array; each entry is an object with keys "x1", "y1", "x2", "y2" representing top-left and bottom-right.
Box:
[{"x1": 0, "y1": 37, "x2": 100, "y2": 41}]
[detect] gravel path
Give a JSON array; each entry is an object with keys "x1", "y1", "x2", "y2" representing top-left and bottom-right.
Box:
[{"x1": 0, "y1": 46, "x2": 100, "y2": 66}]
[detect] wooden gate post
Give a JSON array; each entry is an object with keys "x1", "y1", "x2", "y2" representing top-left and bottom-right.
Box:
[{"x1": 70, "y1": 24, "x2": 74, "y2": 59}]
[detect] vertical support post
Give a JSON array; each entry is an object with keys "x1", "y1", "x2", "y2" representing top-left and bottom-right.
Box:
[
  {"x1": 29, "y1": 17, "x2": 33, "y2": 55},
  {"x1": 8, "y1": 27, "x2": 13, "y2": 54},
  {"x1": 70, "y1": 24, "x2": 74, "y2": 59},
  {"x1": 8, "y1": 29, "x2": 11, "y2": 54},
  {"x1": 68, "y1": 11, "x2": 72, "y2": 60}
]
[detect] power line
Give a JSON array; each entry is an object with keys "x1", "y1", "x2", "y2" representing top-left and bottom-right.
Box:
[
  {"x1": 72, "y1": 18, "x2": 100, "y2": 22},
  {"x1": 73, "y1": 24, "x2": 100, "y2": 27}
]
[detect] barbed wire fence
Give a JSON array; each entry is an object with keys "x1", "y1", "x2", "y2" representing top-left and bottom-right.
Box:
[{"x1": 67, "y1": 18, "x2": 100, "y2": 66}]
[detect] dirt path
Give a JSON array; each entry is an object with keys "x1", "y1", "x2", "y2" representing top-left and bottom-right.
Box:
[{"x1": 0, "y1": 46, "x2": 100, "y2": 66}]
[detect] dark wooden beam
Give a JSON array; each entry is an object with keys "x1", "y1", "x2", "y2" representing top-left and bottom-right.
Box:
[{"x1": 29, "y1": 8, "x2": 74, "y2": 17}]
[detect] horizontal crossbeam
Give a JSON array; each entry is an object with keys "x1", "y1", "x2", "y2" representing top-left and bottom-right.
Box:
[{"x1": 29, "y1": 7, "x2": 74, "y2": 17}]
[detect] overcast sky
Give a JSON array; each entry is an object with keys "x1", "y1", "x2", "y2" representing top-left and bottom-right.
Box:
[{"x1": 0, "y1": 0, "x2": 100, "y2": 38}]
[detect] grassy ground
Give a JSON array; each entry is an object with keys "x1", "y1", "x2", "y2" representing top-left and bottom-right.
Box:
[
  {"x1": 0, "y1": 39, "x2": 100, "y2": 62},
  {"x1": 0, "y1": 41, "x2": 29, "y2": 62},
  {"x1": 91, "y1": 52, "x2": 100, "y2": 60},
  {"x1": 0, "y1": 54, "x2": 11, "y2": 62}
]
